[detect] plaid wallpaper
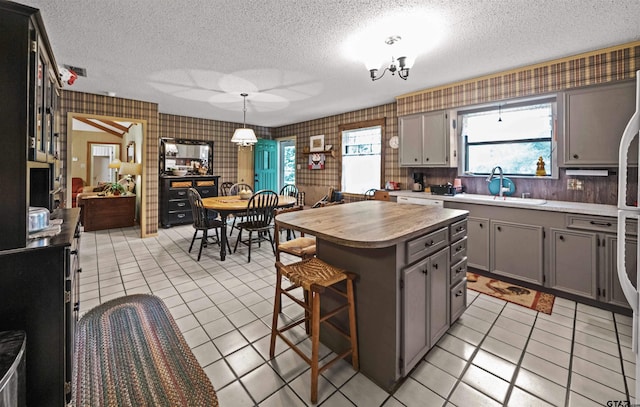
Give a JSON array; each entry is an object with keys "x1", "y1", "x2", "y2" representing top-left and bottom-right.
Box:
[
  {"x1": 397, "y1": 41, "x2": 640, "y2": 116},
  {"x1": 272, "y1": 103, "x2": 404, "y2": 191},
  {"x1": 159, "y1": 113, "x2": 271, "y2": 185}
]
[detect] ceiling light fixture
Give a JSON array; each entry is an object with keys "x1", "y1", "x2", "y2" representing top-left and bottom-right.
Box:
[
  {"x1": 369, "y1": 36, "x2": 411, "y2": 81},
  {"x1": 231, "y1": 93, "x2": 258, "y2": 147}
]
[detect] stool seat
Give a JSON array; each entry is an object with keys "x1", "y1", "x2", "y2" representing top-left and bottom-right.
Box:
[
  {"x1": 270, "y1": 257, "x2": 359, "y2": 403},
  {"x1": 278, "y1": 237, "x2": 316, "y2": 259}
]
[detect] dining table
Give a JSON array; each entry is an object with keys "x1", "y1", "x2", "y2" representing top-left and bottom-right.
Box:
[{"x1": 201, "y1": 194, "x2": 297, "y2": 260}]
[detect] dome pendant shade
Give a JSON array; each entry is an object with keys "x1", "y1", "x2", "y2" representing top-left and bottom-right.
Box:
[{"x1": 232, "y1": 93, "x2": 257, "y2": 147}]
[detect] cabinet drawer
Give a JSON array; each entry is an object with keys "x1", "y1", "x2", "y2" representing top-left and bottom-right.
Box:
[
  {"x1": 167, "y1": 210, "x2": 192, "y2": 224},
  {"x1": 451, "y1": 236, "x2": 467, "y2": 265},
  {"x1": 168, "y1": 199, "x2": 190, "y2": 211},
  {"x1": 169, "y1": 188, "x2": 190, "y2": 200},
  {"x1": 450, "y1": 219, "x2": 467, "y2": 242},
  {"x1": 196, "y1": 186, "x2": 216, "y2": 198},
  {"x1": 170, "y1": 180, "x2": 193, "y2": 188},
  {"x1": 407, "y1": 227, "x2": 448, "y2": 264},
  {"x1": 450, "y1": 258, "x2": 467, "y2": 285},
  {"x1": 566, "y1": 214, "x2": 637, "y2": 236},
  {"x1": 450, "y1": 278, "x2": 467, "y2": 323}
]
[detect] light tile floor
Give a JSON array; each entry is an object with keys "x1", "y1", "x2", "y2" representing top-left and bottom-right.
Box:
[{"x1": 78, "y1": 225, "x2": 636, "y2": 406}]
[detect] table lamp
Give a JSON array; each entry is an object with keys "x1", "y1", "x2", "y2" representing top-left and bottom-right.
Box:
[{"x1": 109, "y1": 159, "x2": 122, "y2": 181}]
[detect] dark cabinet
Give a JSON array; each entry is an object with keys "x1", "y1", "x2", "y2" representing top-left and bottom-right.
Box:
[
  {"x1": 0, "y1": 209, "x2": 81, "y2": 406},
  {"x1": 160, "y1": 175, "x2": 220, "y2": 227},
  {"x1": 0, "y1": 2, "x2": 61, "y2": 251}
]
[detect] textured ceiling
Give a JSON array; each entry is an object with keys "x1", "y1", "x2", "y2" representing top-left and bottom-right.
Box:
[{"x1": 19, "y1": 0, "x2": 640, "y2": 127}]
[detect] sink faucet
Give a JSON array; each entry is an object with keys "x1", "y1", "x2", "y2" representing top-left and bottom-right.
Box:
[{"x1": 486, "y1": 166, "x2": 508, "y2": 199}]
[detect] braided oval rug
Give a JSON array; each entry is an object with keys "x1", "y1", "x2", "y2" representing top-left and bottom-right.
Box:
[{"x1": 73, "y1": 294, "x2": 219, "y2": 407}]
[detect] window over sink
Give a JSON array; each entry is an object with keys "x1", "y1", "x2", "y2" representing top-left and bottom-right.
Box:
[{"x1": 460, "y1": 98, "x2": 556, "y2": 177}]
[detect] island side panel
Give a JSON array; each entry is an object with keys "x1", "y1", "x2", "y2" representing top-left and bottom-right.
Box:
[{"x1": 316, "y1": 239, "x2": 402, "y2": 392}]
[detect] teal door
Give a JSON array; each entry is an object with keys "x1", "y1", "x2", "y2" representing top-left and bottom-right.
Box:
[{"x1": 254, "y1": 139, "x2": 278, "y2": 192}]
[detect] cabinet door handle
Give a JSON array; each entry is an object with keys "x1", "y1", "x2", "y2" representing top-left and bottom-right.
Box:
[
  {"x1": 455, "y1": 290, "x2": 464, "y2": 297},
  {"x1": 479, "y1": 223, "x2": 483, "y2": 229},
  {"x1": 589, "y1": 221, "x2": 612, "y2": 227},
  {"x1": 433, "y1": 263, "x2": 438, "y2": 270},
  {"x1": 422, "y1": 269, "x2": 427, "y2": 274},
  {"x1": 497, "y1": 226, "x2": 502, "y2": 232},
  {"x1": 559, "y1": 235, "x2": 565, "y2": 241},
  {"x1": 414, "y1": 158, "x2": 418, "y2": 162},
  {"x1": 425, "y1": 157, "x2": 430, "y2": 161},
  {"x1": 573, "y1": 153, "x2": 579, "y2": 159}
]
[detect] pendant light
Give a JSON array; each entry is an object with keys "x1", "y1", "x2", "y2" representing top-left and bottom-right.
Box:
[{"x1": 231, "y1": 93, "x2": 258, "y2": 147}]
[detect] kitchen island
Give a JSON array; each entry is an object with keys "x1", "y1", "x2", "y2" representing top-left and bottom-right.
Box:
[{"x1": 275, "y1": 200, "x2": 468, "y2": 391}]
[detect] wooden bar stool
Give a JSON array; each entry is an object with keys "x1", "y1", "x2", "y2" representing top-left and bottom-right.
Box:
[
  {"x1": 269, "y1": 257, "x2": 359, "y2": 403},
  {"x1": 274, "y1": 206, "x2": 316, "y2": 262}
]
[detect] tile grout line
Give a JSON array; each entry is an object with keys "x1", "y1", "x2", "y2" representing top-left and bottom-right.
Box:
[
  {"x1": 613, "y1": 313, "x2": 632, "y2": 404},
  {"x1": 563, "y1": 302, "x2": 578, "y2": 407}
]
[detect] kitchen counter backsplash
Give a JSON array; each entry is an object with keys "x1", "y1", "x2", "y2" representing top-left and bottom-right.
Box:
[{"x1": 411, "y1": 167, "x2": 637, "y2": 206}]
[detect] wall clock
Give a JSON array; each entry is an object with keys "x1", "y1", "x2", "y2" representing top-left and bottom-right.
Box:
[{"x1": 389, "y1": 136, "x2": 399, "y2": 149}]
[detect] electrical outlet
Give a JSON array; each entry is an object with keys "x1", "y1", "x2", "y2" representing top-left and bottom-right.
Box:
[{"x1": 567, "y1": 179, "x2": 583, "y2": 190}]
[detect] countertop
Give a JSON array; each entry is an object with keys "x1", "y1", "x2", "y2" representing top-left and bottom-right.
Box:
[
  {"x1": 275, "y1": 200, "x2": 468, "y2": 248},
  {"x1": 389, "y1": 190, "x2": 619, "y2": 217}
]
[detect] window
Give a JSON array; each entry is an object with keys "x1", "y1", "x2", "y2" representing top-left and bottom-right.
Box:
[
  {"x1": 461, "y1": 99, "x2": 555, "y2": 176},
  {"x1": 279, "y1": 138, "x2": 296, "y2": 188},
  {"x1": 341, "y1": 123, "x2": 382, "y2": 193}
]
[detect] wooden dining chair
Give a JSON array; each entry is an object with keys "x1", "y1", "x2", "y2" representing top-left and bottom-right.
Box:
[
  {"x1": 364, "y1": 188, "x2": 377, "y2": 200},
  {"x1": 233, "y1": 190, "x2": 279, "y2": 262},
  {"x1": 220, "y1": 181, "x2": 234, "y2": 196},
  {"x1": 187, "y1": 188, "x2": 230, "y2": 261},
  {"x1": 228, "y1": 183, "x2": 254, "y2": 235},
  {"x1": 279, "y1": 184, "x2": 300, "y2": 238}
]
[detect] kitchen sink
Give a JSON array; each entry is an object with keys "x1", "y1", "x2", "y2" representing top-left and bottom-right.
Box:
[{"x1": 452, "y1": 194, "x2": 547, "y2": 206}]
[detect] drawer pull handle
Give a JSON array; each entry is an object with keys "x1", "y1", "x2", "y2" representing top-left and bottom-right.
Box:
[
  {"x1": 70, "y1": 249, "x2": 78, "y2": 255},
  {"x1": 456, "y1": 227, "x2": 465, "y2": 232},
  {"x1": 425, "y1": 240, "x2": 435, "y2": 247},
  {"x1": 201, "y1": 189, "x2": 210, "y2": 194},
  {"x1": 177, "y1": 202, "x2": 186, "y2": 207},
  {"x1": 456, "y1": 246, "x2": 463, "y2": 252},
  {"x1": 455, "y1": 290, "x2": 464, "y2": 297},
  {"x1": 456, "y1": 267, "x2": 463, "y2": 274},
  {"x1": 177, "y1": 213, "x2": 186, "y2": 218},
  {"x1": 177, "y1": 191, "x2": 186, "y2": 196},
  {"x1": 589, "y1": 221, "x2": 612, "y2": 227}
]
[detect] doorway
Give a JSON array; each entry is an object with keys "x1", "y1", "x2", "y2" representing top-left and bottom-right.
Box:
[
  {"x1": 254, "y1": 139, "x2": 278, "y2": 192},
  {"x1": 67, "y1": 113, "x2": 147, "y2": 237}
]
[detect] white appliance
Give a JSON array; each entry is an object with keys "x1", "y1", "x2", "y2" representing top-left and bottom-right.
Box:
[{"x1": 618, "y1": 70, "x2": 640, "y2": 401}]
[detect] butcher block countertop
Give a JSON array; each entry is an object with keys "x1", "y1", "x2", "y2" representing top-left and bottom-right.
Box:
[{"x1": 276, "y1": 200, "x2": 468, "y2": 248}]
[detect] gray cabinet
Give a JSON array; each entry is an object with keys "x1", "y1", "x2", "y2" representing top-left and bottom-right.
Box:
[
  {"x1": 605, "y1": 235, "x2": 637, "y2": 308},
  {"x1": 399, "y1": 111, "x2": 451, "y2": 167},
  {"x1": 401, "y1": 247, "x2": 450, "y2": 374},
  {"x1": 490, "y1": 220, "x2": 544, "y2": 285},
  {"x1": 467, "y1": 217, "x2": 489, "y2": 271},
  {"x1": 561, "y1": 80, "x2": 636, "y2": 167},
  {"x1": 549, "y1": 228, "x2": 598, "y2": 299}
]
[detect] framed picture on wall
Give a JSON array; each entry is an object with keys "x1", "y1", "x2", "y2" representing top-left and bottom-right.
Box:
[{"x1": 309, "y1": 135, "x2": 325, "y2": 152}]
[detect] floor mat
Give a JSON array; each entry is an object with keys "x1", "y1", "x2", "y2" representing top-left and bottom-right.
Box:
[
  {"x1": 467, "y1": 272, "x2": 555, "y2": 314},
  {"x1": 73, "y1": 294, "x2": 219, "y2": 407}
]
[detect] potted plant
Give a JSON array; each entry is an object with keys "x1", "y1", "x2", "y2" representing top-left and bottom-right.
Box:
[{"x1": 103, "y1": 182, "x2": 126, "y2": 196}]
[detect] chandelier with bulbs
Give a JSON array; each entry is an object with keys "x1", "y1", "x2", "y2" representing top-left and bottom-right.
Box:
[
  {"x1": 231, "y1": 93, "x2": 258, "y2": 147},
  {"x1": 369, "y1": 36, "x2": 411, "y2": 81}
]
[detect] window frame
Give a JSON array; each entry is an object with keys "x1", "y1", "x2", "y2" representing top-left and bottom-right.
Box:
[
  {"x1": 338, "y1": 118, "x2": 385, "y2": 193},
  {"x1": 457, "y1": 96, "x2": 558, "y2": 179}
]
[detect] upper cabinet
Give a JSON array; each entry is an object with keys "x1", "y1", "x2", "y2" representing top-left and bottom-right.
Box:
[
  {"x1": 560, "y1": 80, "x2": 636, "y2": 167},
  {"x1": 399, "y1": 111, "x2": 455, "y2": 167},
  {"x1": 0, "y1": 2, "x2": 61, "y2": 250}
]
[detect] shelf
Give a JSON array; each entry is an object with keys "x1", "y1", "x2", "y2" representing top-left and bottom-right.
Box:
[{"x1": 303, "y1": 150, "x2": 335, "y2": 158}]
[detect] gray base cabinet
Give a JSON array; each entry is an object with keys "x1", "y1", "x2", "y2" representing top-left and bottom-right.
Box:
[
  {"x1": 490, "y1": 220, "x2": 544, "y2": 285},
  {"x1": 549, "y1": 228, "x2": 598, "y2": 299},
  {"x1": 605, "y1": 236, "x2": 637, "y2": 308},
  {"x1": 467, "y1": 217, "x2": 489, "y2": 271}
]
